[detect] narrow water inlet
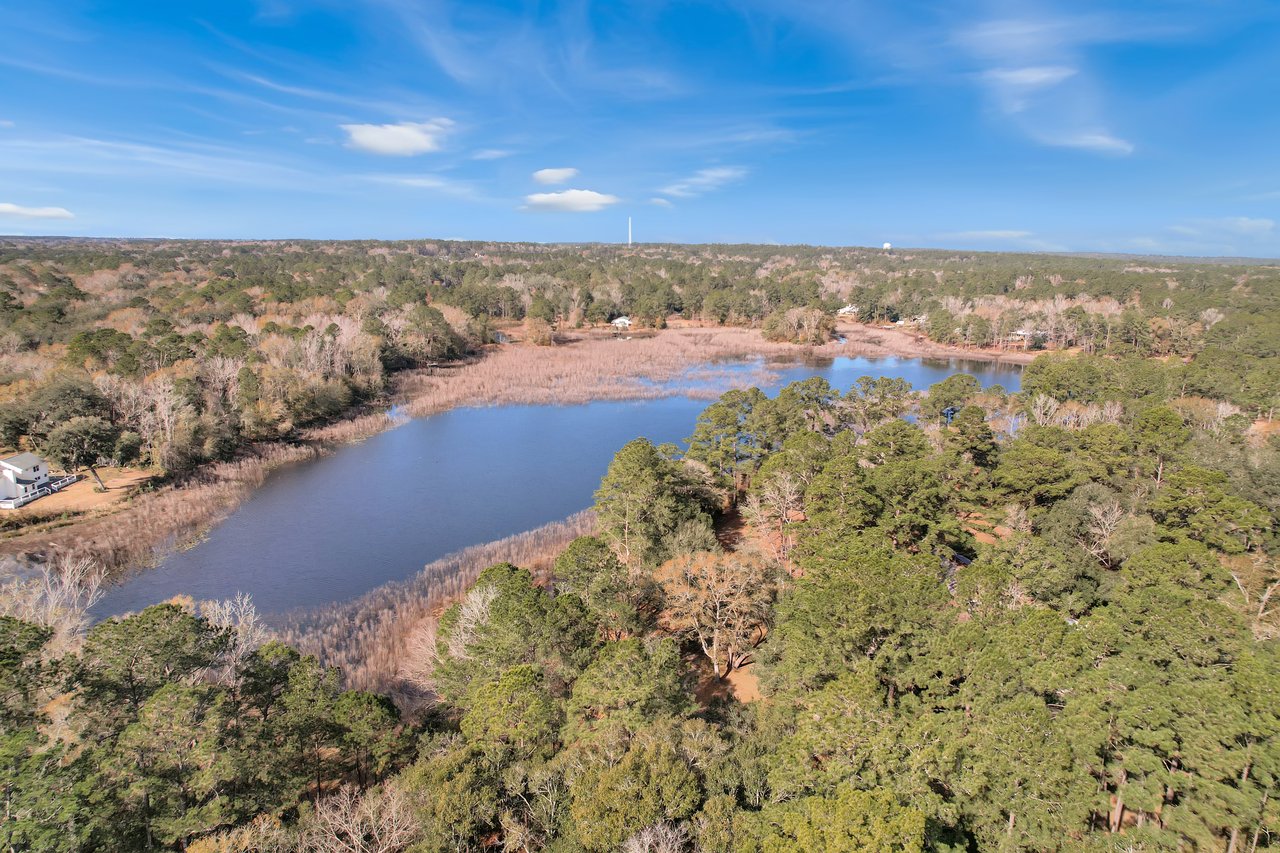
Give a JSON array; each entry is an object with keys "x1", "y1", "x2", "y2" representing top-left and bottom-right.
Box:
[{"x1": 93, "y1": 354, "x2": 1022, "y2": 617}]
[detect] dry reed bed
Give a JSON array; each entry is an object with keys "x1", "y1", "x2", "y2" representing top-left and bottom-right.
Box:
[
  {"x1": 274, "y1": 512, "x2": 595, "y2": 703},
  {"x1": 397, "y1": 328, "x2": 822, "y2": 417}
]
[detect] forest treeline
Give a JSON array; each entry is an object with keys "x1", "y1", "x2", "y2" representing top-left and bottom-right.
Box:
[
  {"x1": 2, "y1": 239, "x2": 1277, "y2": 485},
  {"x1": 5, "y1": 341, "x2": 1279, "y2": 851}
]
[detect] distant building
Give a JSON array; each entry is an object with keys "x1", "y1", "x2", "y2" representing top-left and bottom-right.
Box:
[
  {"x1": 883, "y1": 242, "x2": 893, "y2": 251},
  {"x1": 836, "y1": 304, "x2": 859, "y2": 317},
  {"x1": 610, "y1": 316, "x2": 633, "y2": 329},
  {"x1": 0, "y1": 452, "x2": 76, "y2": 509}
]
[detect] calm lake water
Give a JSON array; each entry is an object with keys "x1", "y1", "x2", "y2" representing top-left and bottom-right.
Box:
[{"x1": 94, "y1": 355, "x2": 1021, "y2": 617}]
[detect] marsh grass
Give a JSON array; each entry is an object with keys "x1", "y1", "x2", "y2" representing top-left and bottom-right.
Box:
[
  {"x1": 395, "y1": 328, "x2": 831, "y2": 417},
  {"x1": 0, "y1": 443, "x2": 322, "y2": 572},
  {"x1": 275, "y1": 512, "x2": 595, "y2": 706}
]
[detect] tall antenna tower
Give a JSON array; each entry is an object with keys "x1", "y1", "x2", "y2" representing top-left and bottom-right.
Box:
[{"x1": 628, "y1": 217, "x2": 632, "y2": 247}]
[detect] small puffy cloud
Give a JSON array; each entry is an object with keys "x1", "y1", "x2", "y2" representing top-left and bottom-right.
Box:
[
  {"x1": 533, "y1": 167, "x2": 578, "y2": 185},
  {"x1": 661, "y1": 166, "x2": 747, "y2": 198},
  {"x1": 1048, "y1": 131, "x2": 1134, "y2": 155},
  {"x1": 650, "y1": 197, "x2": 673, "y2": 208},
  {"x1": 524, "y1": 189, "x2": 619, "y2": 212},
  {"x1": 0, "y1": 202, "x2": 74, "y2": 219},
  {"x1": 340, "y1": 119, "x2": 454, "y2": 156}
]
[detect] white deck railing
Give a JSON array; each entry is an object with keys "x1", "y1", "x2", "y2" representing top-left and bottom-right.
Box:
[{"x1": 0, "y1": 473, "x2": 80, "y2": 510}]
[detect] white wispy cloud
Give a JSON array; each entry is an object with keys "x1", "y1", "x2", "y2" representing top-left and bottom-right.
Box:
[
  {"x1": 980, "y1": 65, "x2": 1078, "y2": 113},
  {"x1": 1125, "y1": 216, "x2": 1278, "y2": 256},
  {"x1": 365, "y1": 173, "x2": 482, "y2": 200},
  {"x1": 944, "y1": 229, "x2": 1033, "y2": 240},
  {"x1": 1047, "y1": 131, "x2": 1135, "y2": 155},
  {"x1": 0, "y1": 202, "x2": 74, "y2": 219},
  {"x1": 1169, "y1": 217, "x2": 1274, "y2": 239},
  {"x1": 660, "y1": 166, "x2": 747, "y2": 198},
  {"x1": 0, "y1": 120, "x2": 14, "y2": 128},
  {"x1": 340, "y1": 119, "x2": 454, "y2": 156},
  {"x1": 524, "y1": 189, "x2": 619, "y2": 212},
  {"x1": 0, "y1": 134, "x2": 307, "y2": 186},
  {"x1": 982, "y1": 65, "x2": 1078, "y2": 88},
  {"x1": 472, "y1": 148, "x2": 513, "y2": 160},
  {"x1": 532, "y1": 167, "x2": 578, "y2": 185},
  {"x1": 379, "y1": 0, "x2": 684, "y2": 100},
  {"x1": 650, "y1": 197, "x2": 673, "y2": 208},
  {"x1": 935, "y1": 229, "x2": 1068, "y2": 252},
  {"x1": 1218, "y1": 216, "x2": 1275, "y2": 236},
  {"x1": 951, "y1": 15, "x2": 1134, "y2": 155}
]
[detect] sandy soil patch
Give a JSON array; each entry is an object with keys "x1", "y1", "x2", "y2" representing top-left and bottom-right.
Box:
[
  {"x1": 1248, "y1": 418, "x2": 1280, "y2": 447},
  {"x1": 19, "y1": 467, "x2": 155, "y2": 515},
  {"x1": 835, "y1": 322, "x2": 1037, "y2": 365},
  {"x1": 726, "y1": 665, "x2": 762, "y2": 703},
  {"x1": 692, "y1": 656, "x2": 764, "y2": 706}
]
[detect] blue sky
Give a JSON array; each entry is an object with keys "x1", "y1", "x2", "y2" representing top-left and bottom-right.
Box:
[{"x1": 2, "y1": 1, "x2": 1279, "y2": 255}]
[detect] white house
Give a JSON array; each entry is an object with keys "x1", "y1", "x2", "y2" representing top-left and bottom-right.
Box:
[
  {"x1": 611, "y1": 316, "x2": 633, "y2": 329},
  {"x1": 0, "y1": 452, "x2": 76, "y2": 509},
  {"x1": 836, "y1": 304, "x2": 859, "y2": 317}
]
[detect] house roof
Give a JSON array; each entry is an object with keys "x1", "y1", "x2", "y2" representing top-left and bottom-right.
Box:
[{"x1": 0, "y1": 452, "x2": 43, "y2": 472}]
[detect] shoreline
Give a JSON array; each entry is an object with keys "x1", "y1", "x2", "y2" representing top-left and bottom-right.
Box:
[{"x1": 0, "y1": 322, "x2": 1028, "y2": 578}]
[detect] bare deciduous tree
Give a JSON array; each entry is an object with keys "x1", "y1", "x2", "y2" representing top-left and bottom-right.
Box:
[
  {"x1": 621, "y1": 822, "x2": 688, "y2": 853},
  {"x1": 301, "y1": 784, "x2": 419, "y2": 853},
  {"x1": 201, "y1": 593, "x2": 269, "y2": 685},
  {"x1": 444, "y1": 582, "x2": 497, "y2": 662},
  {"x1": 0, "y1": 554, "x2": 105, "y2": 653},
  {"x1": 1230, "y1": 554, "x2": 1280, "y2": 641},
  {"x1": 1030, "y1": 393, "x2": 1061, "y2": 427},
  {"x1": 657, "y1": 550, "x2": 775, "y2": 678},
  {"x1": 745, "y1": 473, "x2": 803, "y2": 562},
  {"x1": 1080, "y1": 500, "x2": 1126, "y2": 567}
]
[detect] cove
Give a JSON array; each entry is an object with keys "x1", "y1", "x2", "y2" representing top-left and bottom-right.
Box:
[{"x1": 94, "y1": 355, "x2": 1022, "y2": 617}]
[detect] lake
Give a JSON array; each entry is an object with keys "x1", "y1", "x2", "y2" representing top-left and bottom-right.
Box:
[{"x1": 93, "y1": 354, "x2": 1021, "y2": 617}]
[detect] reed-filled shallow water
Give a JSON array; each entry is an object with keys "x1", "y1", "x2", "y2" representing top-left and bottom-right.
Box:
[{"x1": 94, "y1": 355, "x2": 1021, "y2": 616}]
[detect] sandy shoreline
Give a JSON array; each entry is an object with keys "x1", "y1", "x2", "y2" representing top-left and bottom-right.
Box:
[
  {"x1": 831, "y1": 321, "x2": 1037, "y2": 365},
  {"x1": 0, "y1": 322, "x2": 1030, "y2": 574}
]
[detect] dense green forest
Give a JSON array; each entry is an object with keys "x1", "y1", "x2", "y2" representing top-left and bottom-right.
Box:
[
  {"x1": 2, "y1": 239, "x2": 1277, "y2": 479},
  {"x1": 5, "y1": 341, "x2": 1280, "y2": 850}
]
